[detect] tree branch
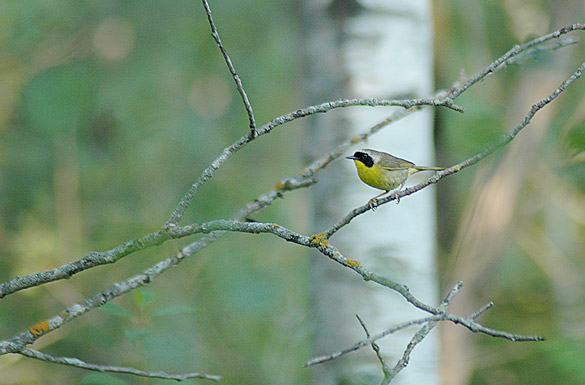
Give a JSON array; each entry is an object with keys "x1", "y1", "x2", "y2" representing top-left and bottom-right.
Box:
[
  {"x1": 0, "y1": 170, "x2": 316, "y2": 299},
  {"x1": 0, "y1": 217, "x2": 543, "y2": 361},
  {"x1": 163, "y1": 96, "x2": 461, "y2": 227},
  {"x1": 7, "y1": 24, "x2": 577, "y2": 301},
  {"x1": 305, "y1": 281, "x2": 543, "y2": 370},
  {"x1": 3, "y1": 17, "x2": 582, "y2": 382},
  {"x1": 201, "y1": 0, "x2": 257, "y2": 137},
  {"x1": 449, "y1": 23, "x2": 585, "y2": 99},
  {"x1": 355, "y1": 314, "x2": 391, "y2": 381},
  {"x1": 384, "y1": 281, "x2": 464, "y2": 382},
  {"x1": 18, "y1": 348, "x2": 221, "y2": 382},
  {"x1": 304, "y1": 316, "x2": 440, "y2": 367},
  {"x1": 324, "y1": 58, "x2": 585, "y2": 235}
]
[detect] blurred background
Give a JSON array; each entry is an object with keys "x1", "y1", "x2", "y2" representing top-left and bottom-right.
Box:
[{"x1": 0, "y1": 0, "x2": 584, "y2": 384}]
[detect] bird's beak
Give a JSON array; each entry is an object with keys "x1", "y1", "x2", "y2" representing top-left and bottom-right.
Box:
[{"x1": 346, "y1": 155, "x2": 357, "y2": 160}]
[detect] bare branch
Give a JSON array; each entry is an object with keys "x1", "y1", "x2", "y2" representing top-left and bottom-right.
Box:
[
  {"x1": 356, "y1": 314, "x2": 391, "y2": 380},
  {"x1": 0, "y1": 215, "x2": 543, "y2": 363},
  {"x1": 18, "y1": 348, "x2": 221, "y2": 382},
  {"x1": 449, "y1": 23, "x2": 585, "y2": 99},
  {"x1": 0, "y1": 190, "x2": 316, "y2": 353},
  {"x1": 468, "y1": 302, "x2": 494, "y2": 319},
  {"x1": 305, "y1": 298, "x2": 543, "y2": 370},
  {"x1": 505, "y1": 36, "x2": 579, "y2": 65},
  {"x1": 1, "y1": 260, "x2": 172, "y2": 353},
  {"x1": 159, "y1": 221, "x2": 545, "y2": 343},
  {"x1": 162, "y1": 26, "x2": 585, "y2": 231},
  {"x1": 386, "y1": 322, "x2": 436, "y2": 383},
  {"x1": 4, "y1": 17, "x2": 580, "y2": 381},
  {"x1": 304, "y1": 316, "x2": 440, "y2": 367},
  {"x1": 201, "y1": 0, "x2": 257, "y2": 136},
  {"x1": 0, "y1": 168, "x2": 316, "y2": 299},
  {"x1": 162, "y1": 96, "x2": 458, "y2": 227},
  {"x1": 384, "y1": 282, "x2": 464, "y2": 383},
  {"x1": 324, "y1": 58, "x2": 585, "y2": 236},
  {"x1": 0, "y1": 231, "x2": 169, "y2": 299},
  {"x1": 5, "y1": 24, "x2": 581, "y2": 298},
  {"x1": 441, "y1": 280, "x2": 464, "y2": 306}
]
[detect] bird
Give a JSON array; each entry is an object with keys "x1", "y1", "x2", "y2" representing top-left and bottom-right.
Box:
[{"x1": 346, "y1": 149, "x2": 444, "y2": 209}]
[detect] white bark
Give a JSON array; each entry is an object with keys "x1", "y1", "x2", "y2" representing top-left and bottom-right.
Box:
[{"x1": 305, "y1": 1, "x2": 440, "y2": 384}]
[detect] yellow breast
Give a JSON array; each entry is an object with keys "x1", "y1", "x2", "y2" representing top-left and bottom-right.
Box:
[{"x1": 353, "y1": 160, "x2": 408, "y2": 191}]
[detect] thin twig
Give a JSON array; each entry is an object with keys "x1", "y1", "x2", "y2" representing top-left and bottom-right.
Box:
[
  {"x1": 201, "y1": 0, "x2": 257, "y2": 136},
  {"x1": 384, "y1": 281, "x2": 464, "y2": 383},
  {"x1": 304, "y1": 316, "x2": 440, "y2": 367},
  {"x1": 468, "y1": 302, "x2": 494, "y2": 319},
  {"x1": 19, "y1": 348, "x2": 221, "y2": 382},
  {"x1": 441, "y1": 280, "x2": 464, "y2": 306},
  {"x1": 386, "y1": 322, "x2": 435, "y2": 383},
  {"x1": 1, "y1": 259, "x2": 178, "y2": 353},
  {"x1": 449, "y1": 23, "x2": 585, "y2": 99},
  {"x1": 305, "y1": 296, "x2": 543, "y2": 370},
  {"x1": 356, "y1": 314, "x2": 391, "y2": 378},
  {"x1": 505, "y1": 36, "x2": 579, "y2": 65}
]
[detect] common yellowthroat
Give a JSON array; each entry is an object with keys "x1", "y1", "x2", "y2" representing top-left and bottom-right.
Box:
[{"x1": 346, "y1": 149, "x2": 444, "y2": 209}]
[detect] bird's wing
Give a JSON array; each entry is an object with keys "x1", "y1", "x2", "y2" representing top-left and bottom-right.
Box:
[{"x1": 378, "y1": 155, "x2": 415, "y2": 170}]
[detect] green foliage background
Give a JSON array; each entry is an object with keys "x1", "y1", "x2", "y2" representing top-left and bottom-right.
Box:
[
  {"x1": 0, "y1": 0, "x2": 584, "y2": 384},
  {"x1": 1, "y1": 2, "x2": 308, "y2": 384},
  {"x1": 435, "y1": 1, "x2": 585, "y2": 384}
]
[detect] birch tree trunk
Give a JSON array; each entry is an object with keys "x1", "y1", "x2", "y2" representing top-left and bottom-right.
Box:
[{"x1": 303, "y1": 1, "x2": 440, "y2": 383}]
